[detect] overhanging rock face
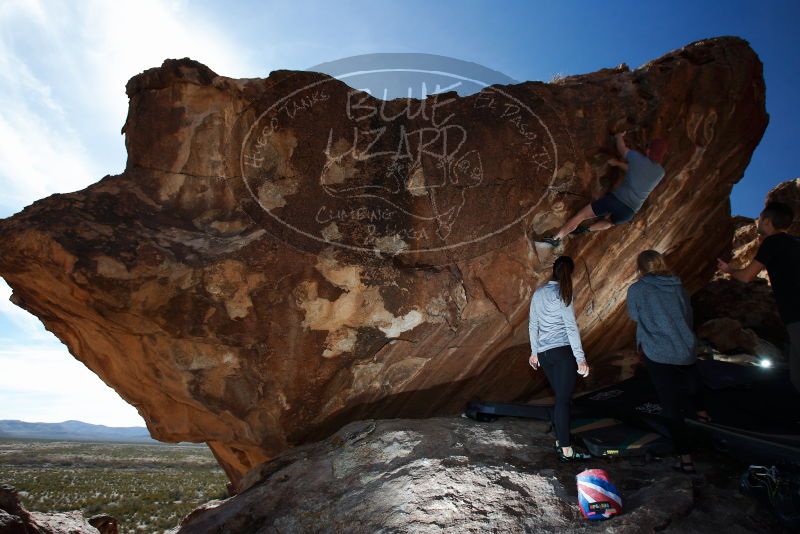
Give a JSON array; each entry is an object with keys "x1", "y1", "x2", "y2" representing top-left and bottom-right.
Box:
[{"x1": 0, "y1": 37, "x2": 767, "y2": 484}]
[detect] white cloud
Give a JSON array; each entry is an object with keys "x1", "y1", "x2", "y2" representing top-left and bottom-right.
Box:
[
  {"x1": 0, "y1": 344, "x2": 145, "y2": 426},
  {"x1": 0, "y1": 95, "x2": 102, "y2": 214},
  {"x1": 74, "y1": 0, "x2": 256, "y2": 129},
  {"x1": 0, "y1": 279, "x2": 144, "y2": 426},
  {"x1": 0, "y1": 0, "x2": 257, "y2": 217},
  {"x1": 0, "y1": 37, "x2": 101, "y2": 214},
  {"x1": 0, "y1": 0, "x2": 255, "y2": 426},
  {"x1": 0, "y1": 279, "x2": 58, "y2": 344}
]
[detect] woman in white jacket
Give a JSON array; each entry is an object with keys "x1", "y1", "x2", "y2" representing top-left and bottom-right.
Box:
[{"x1": 529, "y1": 255, "x2": 591, "y2": 462}]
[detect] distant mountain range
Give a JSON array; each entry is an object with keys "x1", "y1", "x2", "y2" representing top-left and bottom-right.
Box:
[{"x1": 0, "y1": 420, "x2": 159, "y2": 443}]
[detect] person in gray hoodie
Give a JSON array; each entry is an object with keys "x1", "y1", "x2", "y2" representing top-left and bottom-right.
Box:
[
  {"x1": 626, "y1": 249, "x2": 701, "y2": 473},
  {"x1": 529, "y1": 255, "x2": 591, "y2": 463}
]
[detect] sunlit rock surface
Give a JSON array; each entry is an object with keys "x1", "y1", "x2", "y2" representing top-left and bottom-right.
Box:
[
  {"x1": 174, "y1": 417, "x2": 781, "y2": 533},
  {"x1": 0, "y1": 37, "x2": 767, "y2": 484}
]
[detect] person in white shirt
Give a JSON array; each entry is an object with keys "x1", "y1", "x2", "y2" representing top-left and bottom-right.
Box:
[{"x1": 528, "y1": 255, "x2": 591, "y2": 462}]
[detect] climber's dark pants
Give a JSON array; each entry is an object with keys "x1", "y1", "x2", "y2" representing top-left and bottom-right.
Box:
[
  {"x1": 591, "y1": 192, "x2": 636, "y2": 224},
  {"x1": 539, "y1": 345, "x2": 578, "y2": 448},
  {"x1": 642, "y1": 354, "x2": 700, "y2": 455}
]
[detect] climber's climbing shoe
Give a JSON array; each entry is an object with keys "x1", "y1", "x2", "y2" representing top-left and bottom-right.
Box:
[
  {"x1": 570, "y1": 225, "x2": 591, "y2": 236},
  {"x1": 539, "y1": 237, "x2": 562, "y2": 248}
]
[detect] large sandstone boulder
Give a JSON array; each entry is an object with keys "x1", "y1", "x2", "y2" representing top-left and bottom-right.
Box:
[{"x1": 0, "y1": 37, "x2": 767, "y2": 484}]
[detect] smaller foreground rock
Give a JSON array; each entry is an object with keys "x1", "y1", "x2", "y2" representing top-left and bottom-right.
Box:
[
  {"x1": 175, "y1": 417, "x2": 782, "y2": 533},
  {"x1": 0, "y1": 484, "x2": 102, "y2": 534}
]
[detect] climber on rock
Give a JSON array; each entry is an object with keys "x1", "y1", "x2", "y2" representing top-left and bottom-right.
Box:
[
  {"x1": 539, "y1": 132, "x2": 667, "y2": 248},
  {"x1": 717, "y1": 201, "x2": 800, "y2": 393}
]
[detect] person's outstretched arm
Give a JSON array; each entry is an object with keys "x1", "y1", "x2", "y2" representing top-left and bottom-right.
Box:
[
  {"x1": 717, "y1": 258, "x2": 764, "y2": 283},
  {"x1": 559, "y1": 299, "x2": 586, "y2": 364}
]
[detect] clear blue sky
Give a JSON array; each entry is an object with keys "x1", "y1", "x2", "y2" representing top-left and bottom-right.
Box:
[{"x1": 0, "y1": 0, "x2": 797, "y2": 426}]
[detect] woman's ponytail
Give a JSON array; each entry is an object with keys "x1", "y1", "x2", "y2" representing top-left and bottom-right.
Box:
[{"x1": 553, "y1": 256, "x2": 575, "y2": 305}]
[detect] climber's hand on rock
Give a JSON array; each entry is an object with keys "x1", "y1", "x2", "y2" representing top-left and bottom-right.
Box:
[{"x1": 529, "y1": 354, "x2": 539, "y2": 370}]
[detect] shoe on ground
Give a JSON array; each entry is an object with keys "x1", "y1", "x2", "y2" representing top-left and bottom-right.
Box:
[{"x1": 558, "y1": 448, "x2": 592, "y2": 463}]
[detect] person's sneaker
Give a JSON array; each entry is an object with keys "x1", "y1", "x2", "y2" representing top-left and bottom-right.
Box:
[
  {"x1": 570, "y1": 225, "x2": 591, "y2": 236},
  {"x1": 558, "y1": 448, "x2": 591, "y2": 463},
  {"x1": 539, "y1": 236, "x2": 562, "y2": 247}
]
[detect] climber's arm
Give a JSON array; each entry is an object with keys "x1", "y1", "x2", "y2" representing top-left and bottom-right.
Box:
[
  {"x1": 716, "y1": 258, "x2": 764, "y2": 283},
  {"x1": 609, "y1": 158, "x2": 629, "y2": 171}
]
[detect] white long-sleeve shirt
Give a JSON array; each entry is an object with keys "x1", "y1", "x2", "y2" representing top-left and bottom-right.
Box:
[{"x1": 528, "y1": 281, "x2": 586, "y2": 363}]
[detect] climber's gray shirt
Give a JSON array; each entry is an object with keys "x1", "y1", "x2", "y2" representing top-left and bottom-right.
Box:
[{"x1": 612, "y1": 150, "x2": 665, "y2": 212}]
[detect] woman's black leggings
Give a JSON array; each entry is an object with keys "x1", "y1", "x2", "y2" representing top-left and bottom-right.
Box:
[
  {"x1": 539, "y1": 345, "x2": 577, "y2": 447},
  {"x1": 642, "y1": 355, "x2": 700, "y2": 455}
]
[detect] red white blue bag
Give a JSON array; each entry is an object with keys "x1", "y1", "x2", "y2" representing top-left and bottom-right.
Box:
[{"x1": 576, "y1": 469, "x2": 622, "y2": 520}]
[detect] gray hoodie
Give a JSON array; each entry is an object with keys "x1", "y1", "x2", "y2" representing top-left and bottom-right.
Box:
[
  {"x1": 529, "y1": 281, "x2": 586, "y2": 364},
  {"x1": 626, "y1": 274, "x2": 696, "y2": 365}
]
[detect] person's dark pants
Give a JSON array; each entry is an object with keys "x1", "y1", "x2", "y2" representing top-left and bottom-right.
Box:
[
  {"x1": 787, "y1": 322, "x2": 800, "y2": 393},
  {"x1": 642, "y1": 355, "x2": 700, "y2": 455},
  {"x1": 539, "y1": 345, "x2": 578, "y2": 448}
]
